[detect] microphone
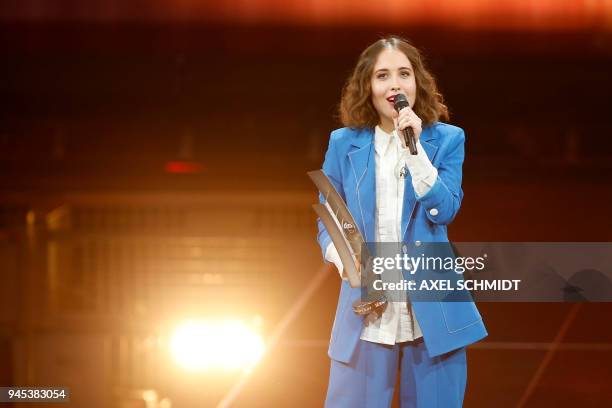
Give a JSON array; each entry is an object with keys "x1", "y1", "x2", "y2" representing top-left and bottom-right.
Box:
[{"x1": 393, "y1": 94, "x2": 417, "y2": 155}]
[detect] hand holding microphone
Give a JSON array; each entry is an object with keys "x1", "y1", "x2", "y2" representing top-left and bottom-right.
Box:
[{"x1": 393, "y1": 94, "x2": 422, "y2": 155}]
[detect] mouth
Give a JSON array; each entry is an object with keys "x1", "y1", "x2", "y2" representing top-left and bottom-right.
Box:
[{"x1": 386, "y1": 95, "x2": 399, "y2": 103}]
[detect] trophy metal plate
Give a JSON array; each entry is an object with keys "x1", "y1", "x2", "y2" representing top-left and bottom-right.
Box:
[{"x1": 308, "y1": 169, "x2": 387, "y2": 316}]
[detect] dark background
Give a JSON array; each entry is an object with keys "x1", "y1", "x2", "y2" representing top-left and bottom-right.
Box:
[{"x1": 2, "y1": 1, "x2": 612, "y2": 407}]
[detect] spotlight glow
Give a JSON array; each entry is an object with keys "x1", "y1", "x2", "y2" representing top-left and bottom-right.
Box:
[{"x1": 170, "y1": 319, "x2": 265, "y2": 372}]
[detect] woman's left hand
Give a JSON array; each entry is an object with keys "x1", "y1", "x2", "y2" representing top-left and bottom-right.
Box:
[{"x1": 392, "y1": 106, "x2": 422, "y2": 148}]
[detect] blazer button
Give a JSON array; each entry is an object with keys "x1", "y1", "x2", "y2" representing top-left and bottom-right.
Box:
[
  {"x1": 429, "y1": 208, "x2": 439, "y2": 216},
  {"x1": 415, "y1": 240, "x2": 421, "y2": 247}
]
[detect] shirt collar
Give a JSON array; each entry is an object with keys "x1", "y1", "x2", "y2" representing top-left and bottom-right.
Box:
[{"x1": 374, "y1": 125, "x2": 397, "y2": 156}]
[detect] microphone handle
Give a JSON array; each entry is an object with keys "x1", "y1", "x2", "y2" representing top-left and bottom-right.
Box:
[{"x1": 402, "y1": 127, "x2": 418, "y2": 155}]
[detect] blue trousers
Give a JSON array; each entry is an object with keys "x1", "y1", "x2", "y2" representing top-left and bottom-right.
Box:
[{"x1": 324, "y1": 338, "x2": 467, "y2": 408}]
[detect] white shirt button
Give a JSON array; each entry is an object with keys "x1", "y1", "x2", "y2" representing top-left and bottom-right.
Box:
[{"x1": 429, "y1": 208, "x2": 439, "y2": 216}]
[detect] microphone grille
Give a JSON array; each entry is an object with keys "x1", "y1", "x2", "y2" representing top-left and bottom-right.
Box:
[{"x1": 393, "y1": 94, "x2": 409, "y2": 111}]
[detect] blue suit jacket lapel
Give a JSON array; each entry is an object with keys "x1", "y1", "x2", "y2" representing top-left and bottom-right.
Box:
[
  {"x1": 347, "y1": 128, "x2": 375, "y2": 242},
  {"x1": 346, "y1": 126, "x2": 440, "y2": 243}
]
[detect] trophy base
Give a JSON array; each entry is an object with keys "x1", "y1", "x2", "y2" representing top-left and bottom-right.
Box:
[{"x1": 352, "y1": 296, "x2": 387, "y2": 316}]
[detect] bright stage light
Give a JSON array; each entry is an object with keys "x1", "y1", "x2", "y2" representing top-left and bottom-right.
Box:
[{"x1": 170, "y1": 319, "x2": 265, "y2": 372}]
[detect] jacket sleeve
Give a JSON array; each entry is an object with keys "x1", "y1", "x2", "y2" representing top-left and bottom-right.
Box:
[
  {"x1": 316, "y1": 130, "x2": 345, "y2": 260},
  {"x1": 416, "y1": 128, "x2": 465, "y2": 225}
]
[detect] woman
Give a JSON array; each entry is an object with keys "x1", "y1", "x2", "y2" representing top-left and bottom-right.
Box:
[{"x1": 316, "y1": 36, "x2": 487, "y2": 407}]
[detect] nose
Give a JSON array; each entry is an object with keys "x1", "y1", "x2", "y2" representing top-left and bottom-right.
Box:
[{"x1": 390, "y1": 80, "x2": 401, "y2": 92}]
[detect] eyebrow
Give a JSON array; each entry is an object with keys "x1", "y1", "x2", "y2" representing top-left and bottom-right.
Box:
[{"x1": 374, "y1": 67, "x2": 413, "y2": 73}]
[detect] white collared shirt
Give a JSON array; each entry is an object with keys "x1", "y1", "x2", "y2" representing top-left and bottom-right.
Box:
[{"x1": 325, "y1": 125, "x2": 438, "y2": 344}]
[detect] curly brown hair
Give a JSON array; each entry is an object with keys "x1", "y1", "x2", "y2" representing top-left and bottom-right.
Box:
[{"x1": 339, "y1": 36, "x2": 449, "y2": 128}]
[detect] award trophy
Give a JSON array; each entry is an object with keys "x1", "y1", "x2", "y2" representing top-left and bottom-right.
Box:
[{"x1": 308, "y1": 170, "x2": 387, "y2": 316}]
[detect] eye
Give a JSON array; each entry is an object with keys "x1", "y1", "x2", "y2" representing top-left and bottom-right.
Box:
[
  {"x1": 376, "y1": 72, "x2": 388, "y2": 79},
  {"x1": 401, "y1": 71, "x2": 411, "y2": 77}
]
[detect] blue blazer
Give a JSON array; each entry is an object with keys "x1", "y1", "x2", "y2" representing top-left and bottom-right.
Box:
[{"x1": 317, "y1": 123, "x2": 487, "y2": 363}]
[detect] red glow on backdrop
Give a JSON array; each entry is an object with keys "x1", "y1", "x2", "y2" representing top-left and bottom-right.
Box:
[
  {"x1": 164, "y1": 161, "x2": 204, "y2": 174},
  {"x1": 1, "y1": 0, "x2": 611, "y2": 31}
]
